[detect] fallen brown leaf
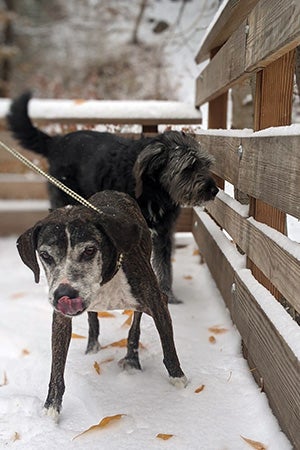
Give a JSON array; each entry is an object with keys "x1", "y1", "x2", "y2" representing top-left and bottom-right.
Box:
[
  {"x1": 21, "y1": 349, "x2": 30, "y2": 356},
  {"x1": 94, "y1": 361, "x2": 101, "y2": 375},
  {"x1": 101, "y1": 357, "x2": 114, "y2": 364},
  {"x1": 11, "y1": 432, "x2": 21, "y2": 442},
  {"x1": 0, "y1": 371, "x2": 8, "y2": 387},
  {"x1": 73, "y1": 414, "x2": 126, "y2": 440},
  {"x1": 183, "y1": 275, "x2": 193, "y2": 280},
  {"x1": 98, "y1": 311, "x2": 115, "y2": 318},
  {"x1": 73, "y1": 99, "x2": 86, "y2": 105},
  {"x1": 71, "y1": 333, "x2": 86, "y2": 339},
  {"x1": 102, "y1": 338, "x2": 146, "y2": 350},
  {"x1": 10, "y1": 292, "x2": 26, "y2": 300},
  {"x1": 208, "y1": 326, "x2": 228, "y2": 334},
  {"x1": 241, "y1": 436, "x2": 267, "y2": 449},
  {"x1": 194, "y1": 384, "x2": 205, "y2": 393},
  {"x1": 121, "y1": 311, "x2": 133, "y2": 328},
  {"x1": 209, "y1": 336, "x2": 216, "y2": 344},
  {"x1": 193, "y1": 249, "x2": 200, "y2": 256},
  {"x1": 156, "y1": 433, "x2": 174, "y2": 440}
]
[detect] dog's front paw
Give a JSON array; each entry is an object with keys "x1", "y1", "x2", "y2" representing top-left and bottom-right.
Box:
[
  {"x1": 118, "y1": 356, "x2": 142, "y2": 371},
  {"x1": 85, "y1": 340, "x2": 101, "y2": 354},
  {"x1": 169, "y1": 375, "x2": 188, "y2": 388},
  {"x1": 43, "y1": 405, "x2": 60, "y2": 423},
  {"x1": 164, "y1": 290, "x2": 183, "y2": 304}
]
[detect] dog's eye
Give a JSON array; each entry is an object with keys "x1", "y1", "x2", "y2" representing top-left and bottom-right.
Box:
[
  {"x1": 81, "y1": 246, "x2": 97, "y2": 260},
  {"x1": 39, "y1": 251, "x2": 53, "y2": 264}
]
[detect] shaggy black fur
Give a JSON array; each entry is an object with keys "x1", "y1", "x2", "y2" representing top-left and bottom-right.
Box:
[{"x1": 7, "y1": 92, "x2": 218, "y2": 305}]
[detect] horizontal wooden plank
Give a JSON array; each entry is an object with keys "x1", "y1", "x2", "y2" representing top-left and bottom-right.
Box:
[
  {"x1": 195, "y1": 132, "x2": 300, "y2": 219},
  {"x1": 192, "y1": 208, "x2": 243, "y2": 310},
  {"x1": 195, "y1": 21, "x2": 248, "y2": 106},
  {"x1": 192, "y1": 208, "x2": 300, "y2": 448},
  {"x1": 0, "y1": 176, "x2": 48, "y2": 199},
  {"x1": 206, "y1": 191, "x2": 300, "y2": 312},
  {"x1": 233, "y1": 270, "x2": 300, "y2": 449},
  {"x1": 238, "y1": 135, "x2": 300, "y2": 219},
  {"x1": 195, "y1": 0, "x2": 259, "y2": 64},
  {"x1": 195, "y1": 0, "x2": 300, "y2": 105},
  {"x1": 246, "y1": 0, "x2": 300, "y2": 72}
]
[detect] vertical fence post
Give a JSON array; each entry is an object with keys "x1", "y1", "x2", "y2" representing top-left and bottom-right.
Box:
[
  {"x1": 208, "y1": 48, "x2": 227, "y2": 190},
  {"x1": 248, "y1": 50, "x2": 296, "y2": 297}
]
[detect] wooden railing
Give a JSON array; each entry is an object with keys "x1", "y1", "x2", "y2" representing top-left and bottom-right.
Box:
[{"x1": 193, "y1": 0, "x2": 300, "y2": 447}]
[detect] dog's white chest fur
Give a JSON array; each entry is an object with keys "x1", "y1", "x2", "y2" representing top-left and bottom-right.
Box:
[{"x1": 88, "y1": 268, "x2": 139, "y2": 312}]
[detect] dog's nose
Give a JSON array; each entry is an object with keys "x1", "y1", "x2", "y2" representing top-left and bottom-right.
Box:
[
  {"x1": 54, "y1": 283, "x2": 79, "y2": 305},
  {"x1": 211, "y1": 186, "x2": 219, "y2": 198}
]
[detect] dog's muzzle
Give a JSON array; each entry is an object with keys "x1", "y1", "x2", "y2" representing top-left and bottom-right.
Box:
[{"x1": 53, "y1": 283, "x2": 85, "y2": 316}]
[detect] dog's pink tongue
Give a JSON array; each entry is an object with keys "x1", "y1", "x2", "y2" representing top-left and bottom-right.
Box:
[{"x1": 57, "y1": 296, "x2": 84, "y2": 315}]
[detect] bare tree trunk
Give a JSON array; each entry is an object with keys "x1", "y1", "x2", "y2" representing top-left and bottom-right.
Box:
[
  {"x1": 0, "y1": 0, "x2": 15, "y2": 97},
  {"x1": 131, "y1": 0, "x2": 148, "y2": 45},
  {"x1": 295, "y1": 46, "x2": 300, "y2": 102}
]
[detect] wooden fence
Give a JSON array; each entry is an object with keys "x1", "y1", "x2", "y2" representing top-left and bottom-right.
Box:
[{"x1": 194, "y1": 0, "x2": 300, "y2": 447}]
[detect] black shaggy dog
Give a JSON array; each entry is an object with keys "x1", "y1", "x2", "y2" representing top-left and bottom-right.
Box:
[{"x1": 7, "y1": 92, "x2": 218, "y2": 309}]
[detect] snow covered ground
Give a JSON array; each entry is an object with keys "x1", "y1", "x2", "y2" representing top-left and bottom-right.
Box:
[{"x1": 0, "y1": 233, "x2": 292, "y2": 449}]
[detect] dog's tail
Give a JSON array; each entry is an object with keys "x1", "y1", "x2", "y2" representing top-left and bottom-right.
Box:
[{"x1": 6, "y1": 91, "x2": 52, "y2": 157}]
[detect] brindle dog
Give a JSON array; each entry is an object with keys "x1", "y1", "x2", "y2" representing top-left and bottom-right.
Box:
[{"x1": 17, "y1": 191, "x2": 187, "y2": 421}]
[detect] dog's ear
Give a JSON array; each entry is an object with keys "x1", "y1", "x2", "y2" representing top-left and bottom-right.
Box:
[
  {"x1": 17, "y1": 224, "x2": 41, "y2": 283},
  {"x1": 96, "y1": 214, "x2": 142, "y2": 254},
  {"x1": 133, "y1": 143, "x2": 166, "y2": 197}
]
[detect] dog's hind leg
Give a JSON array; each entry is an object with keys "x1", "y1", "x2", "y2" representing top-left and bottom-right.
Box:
[
  {"x1": 44, "y1": 310, "x2": 72, "y2": 421},
  {"x1": 151, "y1": 296, "x2": 187, "y2": 387},
  {"x1": 118, "y1": 311, "x2": 142, "y2": 371},
  {"x1": 86, "y1": 311, "x2": 101, "y2": 354},
  {"x1": 151, "y1": 230, "x2": 182, "y2": 304}
]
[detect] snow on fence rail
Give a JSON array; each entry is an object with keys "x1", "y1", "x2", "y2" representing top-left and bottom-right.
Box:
[{"x1": 193, "y1": 0, "x2": 300, "y2": 447}]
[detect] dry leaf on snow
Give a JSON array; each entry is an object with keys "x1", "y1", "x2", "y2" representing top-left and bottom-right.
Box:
[
  {"x1": 194, "y1": 384, "x2": 205, "y2": 393},
  {"x1": 10, "y1": 292, "x2": 26, "y2": 300},
  {"x1": 73, "y1": 414, "x2": 126, "y2": 440},
  {"x1": 21, "y1": 349, "x2": 30, "y2": 356},
  {"x1": 73, "y1": 99, "x2": 86, "y2": 105},
  {"x1": 241, "y1": 436, "x2": 267, "y2": 449},
  {"x1": 156, "y1": 433, "x2": 174, "y2": 440},
  {"x1": 11, "y1": 432, "x2": 21, "y2": 442},
  {"x1": 93, "y1": 361, "x2": 101, "y2": 375},
  {"x1": 102, "y1": 338, "x2": 146, "y2": 350},
  {"x1": 193, "y1": 248, "x2": 200, "y2": 256},
  {"x1": 71, "y1": 333, "x2": 86, "y2": 339},
  {"x1": 183, "y1": 275, "x2": 193, "y2": 280},
  {"x1": 0, "y1": 371, "x2": 8, "y2": 387},
  {"x1": 98, "y1": 311, "x2": 115, "y2": 318},
  {"x1": 121, "y1": 312, "x2": 133, "y2": 328},
  {"x1": 208, "y1": 326, "x2": 228, "y2": 334},
  {"x1": 209, "y1": 336, "x2": 216, "y2": 344}
]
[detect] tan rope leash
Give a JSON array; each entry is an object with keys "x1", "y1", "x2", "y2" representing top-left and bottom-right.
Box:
[{"x1": 0, "y1": 139, "x2": 101, "y2": 214}]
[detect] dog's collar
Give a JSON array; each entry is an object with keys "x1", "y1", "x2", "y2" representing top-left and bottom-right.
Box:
[{"x1": 116, "y1": 253, "x2": 124, "y2": 272}]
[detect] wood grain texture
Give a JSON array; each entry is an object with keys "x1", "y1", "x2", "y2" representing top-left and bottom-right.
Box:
[
  {"x1": 233, "y1": 272, "x2": 300, "y2": 449},
  {"x1": 196, "y1": 132, "x2": 300, "y2": 220},
  {"x1": 192, "y1": 208, "x2": 300, "y2": 449},
  {"x1": 195, "y1": 22, "x2": 247, "y2": 106},
  {"x1": 195, "y1": 0, "x2": 259, "y2": 64},
  {"x1": 206, "y1": 193, "x2": 300, "y2": 312},
  {"x1": 246, "y1": 0, "x2": 300, "y2": 71}
]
